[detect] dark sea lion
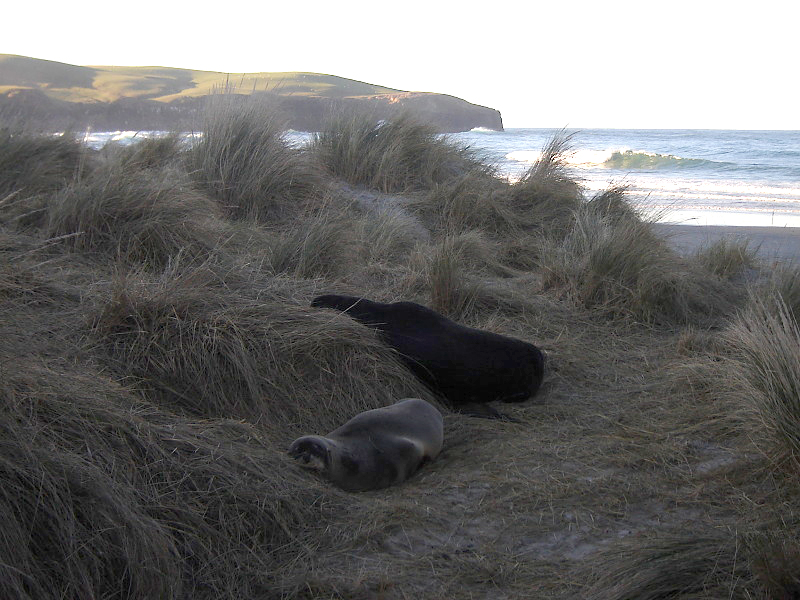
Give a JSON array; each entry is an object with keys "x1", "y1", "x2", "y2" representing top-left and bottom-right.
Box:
[
  {"x1": 311, "y1": 294, "x2": 545, "y2": 408},
  {"x1": 288, "y1": 398, "x2": 443, "y2": 492}
]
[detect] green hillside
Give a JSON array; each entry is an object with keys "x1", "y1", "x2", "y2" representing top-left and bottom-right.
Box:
[
  {"x1": 0, "y1": 54, "x2": 403, "y2": 103},
  {"x1": 0, "y1": 54, "x2": 504, "y2": 133}
]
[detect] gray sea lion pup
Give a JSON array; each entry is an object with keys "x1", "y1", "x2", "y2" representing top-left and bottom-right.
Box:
[
  {"x1": 311, "y1": 294, "x2": 546, "y2": 408},
  {"x1": 288, "y1": 398, "x2": 443, "y2": 492}
]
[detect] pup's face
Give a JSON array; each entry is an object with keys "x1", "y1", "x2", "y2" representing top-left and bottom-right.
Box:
[{"x1": 288, "y1": 437, "x2": 330, "y2": 472}]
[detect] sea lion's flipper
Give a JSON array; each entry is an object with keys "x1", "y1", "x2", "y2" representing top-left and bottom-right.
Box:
[{"x1": 452, "y1": 402, "x2": 520, "y2": 422}]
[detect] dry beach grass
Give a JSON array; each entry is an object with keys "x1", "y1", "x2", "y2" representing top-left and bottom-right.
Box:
[{"x1": 1, "y1": 101, "x2": 799, "y2": 599}]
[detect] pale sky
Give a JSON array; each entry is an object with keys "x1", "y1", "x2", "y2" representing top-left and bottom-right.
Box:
[{"x1": 6, "y1": 0, "x2": 799, "y2": 129}]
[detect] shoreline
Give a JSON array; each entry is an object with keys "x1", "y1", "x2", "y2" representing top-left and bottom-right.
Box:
[{"x1": 653, "y1": 223, "x2": 800, "y2": 262}]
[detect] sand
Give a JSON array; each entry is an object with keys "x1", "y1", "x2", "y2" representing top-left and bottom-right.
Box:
[{"x1": 654, "y1": 223, "x2": 800, "y2": 263}]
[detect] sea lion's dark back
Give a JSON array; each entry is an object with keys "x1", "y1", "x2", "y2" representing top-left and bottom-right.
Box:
[{"x1": 311, "y1": 294, "x2": 545, "y2": 405}]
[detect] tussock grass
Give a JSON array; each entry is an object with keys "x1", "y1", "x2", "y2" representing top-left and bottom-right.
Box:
[
  {"x1": 725, "y1": 296, "x2": 800, "y2": 471},
  {"x1": 91, "y1": 263, "x2": 436, "y2": 430},
  {"x1": 695, "y1": 236, "x2": 758, "y2": 279},
  {"x1": 392, "y1": 230, "x2": 508, "y2": 320},
  {"x1": 410, "y1": 170, "x2": 515, "y2": 235},
  {"x1": 354, "y1": 202, "x2": 426, "y2": 264},
  {"x1": 584, "y1": 184, "x2": 641, "y2": 222},
  {"x1": 506, "y1": 133, "x2": 582, "y2": 233},
  {"x1": 760, "y1": 262, "x2": 800, "y2": 319},
  {"x1": 409, "y1": 135, "x2": 593, "y2": 271},
  {"x1": 581, "y1": 532, "x2": 753, "y2": 600},
  {"x1": 427, "y1": 235, "x2": 485, "y2": 319},
  {"x1": 46, "y1": 162, "x2": 224, "y2": 267},
  {"x1": 0, "y1": 129, "x2": 87, "y2": 230},
  {"x1": 0, "y1": 359, "x2": 355, "y2": 599},
  {"x1": 312, "y1": 111, "x2": 486, "y2": 193},
  {"x1": 0, "y1": 236, "x2": 41, "y2": 301},
  {"x1": 432, "y1": 229, "x2": 505, "y2": 274},
  {"x1": 539, "y1": 204, "x2": 734, "y2": 324},
  {"x1": 115, "y1": 132, "x2": 187, "y2": 170},
  {"x1": 748, "y1": 523, "x2": 800, "y2": 599},
  {"x1": 0, "y1": 418, "x2": 179, "y2": 600},
  {"x1": 189, "y1": 95, "x2": 323, "y2": 222},
  {"x1": 0, "y1": 128, "x2": 85, "y2": 198},
  {"x1": 420, "y1": 232, "x2": 535, "y2": 323},
  {"x1": 265, "y1": 208, "x2": 352, "y2": 278}
]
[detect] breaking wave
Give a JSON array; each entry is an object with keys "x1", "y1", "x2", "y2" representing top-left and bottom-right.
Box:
[
  {"x1": 506, "y1": 149, "x2": 614, "y2": 166},
  {"x1": 506, "y1": 149, "x2": 731, "y2": 171},
  {"x1": 602, "y1": 150, "x2": 730, "y2": 170}
]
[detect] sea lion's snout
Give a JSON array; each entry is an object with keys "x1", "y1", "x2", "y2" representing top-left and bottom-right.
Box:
[{"x1": 288, "y1": 437, "x2": 330, "y2": 472}]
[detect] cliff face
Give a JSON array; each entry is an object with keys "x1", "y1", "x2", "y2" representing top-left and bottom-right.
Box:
[
  {"x1": 0, "y1": 55, "x2": 503, "y2": 133},
  {"x1": 367, "y1": 92, "x2": 503, "y2": 133},
  {"x1": 277, "y1": 93, "x2": 503, "y2": 133}
]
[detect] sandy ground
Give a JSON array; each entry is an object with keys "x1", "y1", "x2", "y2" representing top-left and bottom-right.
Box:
[{"x1": 654, "y1": 223, "x2": 800, "y2": 262}]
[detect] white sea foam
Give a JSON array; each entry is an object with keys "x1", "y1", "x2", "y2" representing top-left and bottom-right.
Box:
[
  {"x1": 572, "y1": 149, "x2": 617, "y2": 165},
  {"x1": 80, "y1": 130, "x2": 198, "y2": 150},
  {"x1": 285, "y1": 130, "x2": 314, "y2": 147},
  {"x1": 617, "y1": 178, "x2": 800, "y2": 203},
  {"x1": 505, "y1": 150, "x2": 541, "y2": 163},
  {"x1": 506, "y1": 148, "x2": 619, "y2": 166}
]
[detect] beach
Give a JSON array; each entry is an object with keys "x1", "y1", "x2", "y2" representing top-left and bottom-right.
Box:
[{"x1": 655, "y1": 223, "x2": 800, "y2": 262}]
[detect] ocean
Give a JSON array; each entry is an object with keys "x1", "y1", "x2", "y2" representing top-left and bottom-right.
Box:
[
  {"x1": 452, "y1": 128, "x2": 800, "y2": 228},
  {"x1": 84, "y1": 128, "x2": 800, "y2": 228}
]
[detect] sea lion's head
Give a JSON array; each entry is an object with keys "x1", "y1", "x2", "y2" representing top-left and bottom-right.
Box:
[
  {"x1": 311, "y1": 294, "x2": 385, "y2": 326},
  {"x1": 288, "y1": 436, "x2": 331, "y2": 472}
]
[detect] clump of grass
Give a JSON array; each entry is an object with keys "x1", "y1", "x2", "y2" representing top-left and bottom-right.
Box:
[
  {"x1": 428, "y1": 241, "x2": 480, "y2": 319},
  {"x1": 538, "y1": 204, "x2": 733, "y2": 324},
  {"x1": 409, "y1": 170, "x2": 515, "y2": 236},
  {"x1": 45, "y1": 161, "x2": 224, "y2": 267},
  {"x1": 189, "y1": 95, "x2": 323, "y2": 222},
  {"x1": 265, "y1": 208, "x2": 352, "y2": 278},
  {"x1": 0, "y1": 241, "x2": 84, "y2": 312},
  {"x1": 0, "y1": 417, "x2": 179, "y2": 600},
  {"x1": 91, "y1": 263, "x2": 435, "y2": 430},
  {"x1": 581, "y1": 532, "x2": 754, "y2": 600},
  {"x1": 114, "y1": 132, "x2": 187, "y2": 171},
  {"x1": 506, "y1": 132, "x2": 583, "y2": 234},
  {"x1": 695, "y1": 236, "x2": 758, "y2": 279},
  {"x1": 748, "y1": 525, "x2": 800, "y2": 599},
  {"x1": 312, "y1": 111, "x2": 486, "y2": 193},
  {"x1": 584, "y1": 184, "x2": 641, "y2": 222},
  {"x1": 0, "y1": 128, "x2": 85, "y2": 198},
  {"x1": 354, "y1": 202, "x2": 427, "y2": 265},
  {"x1": 725, "y1": 295, "x2": 800, "y2": 471},
  {"x1": 425, "y1": 233, "x2": 497, "y2": 320},
  {"x1": 0, "y1": 129, "x2": 88, "y2": 230},
  {"x1": 0, "y1": 359, "x2": 354, "y2": 599},
  {"x1": 760, "y1": 262, "x2": 800, "y2": 320}
]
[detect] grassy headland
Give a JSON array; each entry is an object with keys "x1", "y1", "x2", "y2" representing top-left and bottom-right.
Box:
[
  {"x1": 1, "y1": 99, "x2": 799, "y2": 598},
  {"x1": 0, "y1": 54, "x2": 504, "y2": 133},
  {"x1": 0, "y1": 54, "x2": 401, "y2": 103}
]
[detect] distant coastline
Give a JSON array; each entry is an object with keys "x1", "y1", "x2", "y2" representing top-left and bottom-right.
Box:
[{"x1": 0, "y1": 54, "x2": 503, "y2": 133}]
